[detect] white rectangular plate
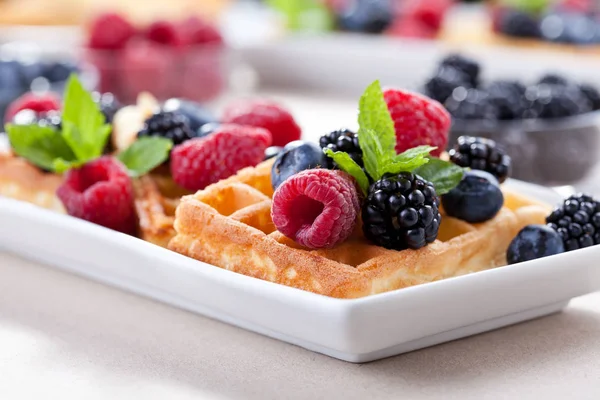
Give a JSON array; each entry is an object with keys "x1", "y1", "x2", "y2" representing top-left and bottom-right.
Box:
[{"x1": 1, "y1": 180, "x2": 600, "y2": 363}]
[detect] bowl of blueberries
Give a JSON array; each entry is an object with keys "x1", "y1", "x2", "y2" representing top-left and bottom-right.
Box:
[{"x1": 422, "y1": 54, "x2": 600, "y2": 186}]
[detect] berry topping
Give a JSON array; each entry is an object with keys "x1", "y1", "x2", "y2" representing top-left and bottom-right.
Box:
[
  {"x1": 448, "y1": 136, "x2": 512, "y2": 183},
  {"x1": 362, "y1": 172, "x2": 442, "y2": 250},
  {"x1": 271, "y1": 140, "x2": 327, "y2": 190},
  {"x1": 319, "y1": 129, "x2": 363, "y2": 169},
  {"x1": 222, "y1": 100, "x2": 302, "y2": 147},
  {"x1": 441, "y1": 170, "x2": 504, "y2": 223},
  {"x1": 92, "y1": 91, "x2": 121, "y2": 124},
  {"x1": 137, "y1": 111, "x2": 196, "y2": 147},
  {"x1": 163, "y1": 98, "x2": 218, "y2": 132},
  {"x1": 271, "y1": 169, "x2": 361, "y2": 249},
  {"x1": 423, "y1": 65, "x2": 473, "y2": 104},
  {"x1": 498, "y1": 10, "x2": 541, "y2": 38},
  {"x1": 5, "y1": 92, "x2": 61, "y2": 124},
  {"x1": 383, "y1": 88, "x2": 451, "y2": 156},
  {"x1": 440, "y1": 54, "x2": 480, "y2": 87},
  {"x1": 171, "y1": 124, "x2": 271, "y2": 191},
  {"x1": 264, "y1": 146, "x2": 283, "y2": 160},
  {"x1": 87, "y1": 12, "x2": 136, "y2": 50},
  {"x1": 146, "y1": 20, "x2": 181, "y2": 47},
  {"x1": 507, "y1": 225, "x2": 565, "y2": 265},
  {"x1": 56, "y1": 156, "x2": 136, "y2": 234},
  {"x1": 337, "y1": 0, "x2": 393, "y2": 34},
  {"x1": 178, "y1": 16, "x2": 224, "y2": 46},
  {"x1": 545, "y1": 193, "x2": 600, "y2": 252}
]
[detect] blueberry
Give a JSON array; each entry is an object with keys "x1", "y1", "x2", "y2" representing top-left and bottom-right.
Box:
[
  {"x1": 162, "y1": 98, "x2": 217, "y2": 132},
  {"x1": 540, "y1": 12, "x2": 598, "y2": 45},
  {"x1": 264, "y1": 146, "x2": 283, "y2": 160},
  {"x1": 43, "y1": 61, "x2": 78, "y2": 82},
  {"x1": 337, "y1": 0, "x2": 393, "y2": 34},
  {"x1": 499, "y1": 10, "x2": 541, "y2": 38},
  {"x1": 271, "y1": 141, "x2": 327, "y2": 190},
  {"x1": 441, "y1": 170, "x2": 504, "y2": 223},
  {"x1": 0, "y1": 61, "x2": 24, "y2": 92},
  {"x1": 197, "y1": 122, "x2": 220, "y2": 138},
  {"x1": 507, "y1": 224, "x2": 565, "y2": 265}
]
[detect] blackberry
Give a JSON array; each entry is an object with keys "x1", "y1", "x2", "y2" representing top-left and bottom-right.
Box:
[
  {"x1": 579, "y1": 84, "x2": 600, "y2": 110},
  {"x1": 440, "y1": 54, "x2": 480, "y2": 86},
  {"x1": 319, "y1": 129, "x2": 363, "y2": 169},
  {"x1": 524, "y1": 84, "x2": 592, "y2": 119},
  {"x1": 484, "y1": 80, "x2": 527, "y2": 120},
  {"x1": 362, "y1": 172, "x2": 441, "y2": 250},
  {"x1": 499, "y1": 10, "x2": 541, "y2": 38},
  {"x1": 444, "y1": 88, "x2": 500, "y2": 120},
  {"x1": 538, "y1": 74, "x2": 569, "y2": 86},
  {"x1": 137, "y1": 111, "x2": 196, "y2": 146},
  {"x1": 448, "y1": 136, "x2": 511, "y2": 183},
  {"x1": 424, "y1": 65, "x2": 472, "y2": 104},
  {"x1": 92, "y1": 91, "x2": 121, "y2": 123},
  {"x1": 546, "y1": 193, "x2": 600, "y2": 252}
]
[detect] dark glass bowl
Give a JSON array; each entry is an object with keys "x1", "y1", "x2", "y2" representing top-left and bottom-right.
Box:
[{"x1": 449, "y1": 111, "x2": 600, "y2": 186}]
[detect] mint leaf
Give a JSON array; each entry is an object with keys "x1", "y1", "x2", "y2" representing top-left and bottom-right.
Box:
[
  {"x1": 358, "y1": 128, "x2": 387, "y2": 181},
  {"x1": 52, "y1": 158, "x2": 85, "y2": 174},
  {"x1": 6, "y1": 124, "x2": 76, "y2": 171},
  {"x1": 61, "y1": 74, "x2": 111, "y2": 162},
  {"x1": 117, "y1": 137, "x2": 173, "y2": 178},
  {"x1": 358, "y1": 80, "x2": 396, "y2": 156},
  {"x1": 324, "y1": 149, "x2": 369, "y2": 195},
  {"x1": 380, "y1": 145, "x2": 436, "y2": 175},
  {"x1": 413, "y1": 157, "x2": 464, "y2": 195}
]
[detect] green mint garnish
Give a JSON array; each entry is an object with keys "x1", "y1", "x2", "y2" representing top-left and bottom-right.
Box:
[
  {"x1": 5, "y1": 73, "x2": 172, "y2": 176},
  {"x1": 6, "y1": 124, "x2": 77, "y2": 171},
  {"x1": 413, "y1": 158, "x2": 464, "y2": 195},
  {"x1": 323, "y1": 148, "x2": 370, "y2": 194},
  {"x1": 61, "y1": 74, "x2": 112, "y2": 162},
  {"x1": 325, "y1": 79, "x2": 464, "y2": 195},
  {"x1": 117, "y1": 137, "x2": 173, "y2": 178}
]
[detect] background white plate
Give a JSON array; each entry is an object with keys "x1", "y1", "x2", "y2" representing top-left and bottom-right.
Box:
[{"x1": 1, "y1": 179, "x2": 599, "y2": 363}]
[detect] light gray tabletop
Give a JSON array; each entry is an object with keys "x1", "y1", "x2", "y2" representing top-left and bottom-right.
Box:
[{"x1": 1, "y1": 252, "x2": 600, "y2": 400}]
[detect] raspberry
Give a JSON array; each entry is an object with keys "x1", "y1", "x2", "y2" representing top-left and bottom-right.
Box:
[
  {"x1": 222, "y1": 100, "x2": 301, "y2": 147},
  {"x1": 56, "y1": 156, "x2": 136, "y2": 234},
  {"x1": 146, "y1": 20, "x2": 181, "y2": 47},
  {"x1": 119, "y1": 40, "x2": 171, "y2": 102},
  {"x1": 87, "y1": 12, "x2": 136, "y2": 50},
  {"x1": 178, "y1": 17, "x2": 224, "y2": 46},
  {"x1": 383, "y1": 88, "x2": 451, "y2": 157},
  {"x1": 271, "y1": 169, "x2": 360, "y2": 249},
  {"x1": 170, "y1": 124, "x2": 272, "y2": 191},
  {"x1": 5, "y1": 92, "x2": 61, "y2": 124},
  {"x1": 386, "y1": 17, "x2": 437, "y2": 39},
  {"x1": 403, "y1": 0, "x2": 453, "y2": 32}
]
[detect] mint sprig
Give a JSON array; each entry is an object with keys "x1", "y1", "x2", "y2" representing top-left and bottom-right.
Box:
[
  {"x1": 117, "y1": 137, "x2": 173, "y2": 178},
  {"x1": 5, "y1": 73, "x2": 172, "y2": 177},
  {"x1": 325, "y1": 79, "x2": 464, "y2": 195}
]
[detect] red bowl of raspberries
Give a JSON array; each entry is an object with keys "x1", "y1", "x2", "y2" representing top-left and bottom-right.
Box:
[{"x1": 83, "y1": 12, "x2": 231, "y2": 105}]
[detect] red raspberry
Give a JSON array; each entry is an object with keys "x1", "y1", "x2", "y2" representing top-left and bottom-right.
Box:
[
  {"x1": 271, "y1": 169, "x2": 360, "y2": 249},
  {"x1": 119, "y1": 39, "x2": 171, "y2": 102},
  {"x1": 146, "y1": 20, "x2": 182, "y2": 47},
  {"x1": 386, "y1": 17, "x2": 437, "y2": 39},
  {"x1": 170, "y1": 124, "x2": 272, "y2": 191},
  {"x1": 222, "y1": 100, "x2": 301, "y2": 147},
  {"x1": 383, "y1": 88, "x2": 451, "y2": 157},
  {"x1": 5, "y1": 92, "x2": 61, "y2": 123},
  {"x1": 402, "y1": 0, "x2": 453, "y2": 32},
  {"x1": 178, "y1": 17, "x2": 224, "y2": 46},
  {"x1": 87, "y1": 12, "x2": 136, "y2": 50},
  {"x1": 56, "y1": 156, "x2": 136, "y2": 234}
]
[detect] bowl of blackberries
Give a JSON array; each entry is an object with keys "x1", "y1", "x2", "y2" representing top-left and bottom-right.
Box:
[
  {"x1": 0, "y1": 56, "x2": 97, "y2": 125},
  {"x1": 423, "y1": 54, "x2": 600, "y2": 186}
]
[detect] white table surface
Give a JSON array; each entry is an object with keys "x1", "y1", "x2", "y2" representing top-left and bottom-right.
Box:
[{"x1": 2, "y1": 91, "x2": 600, "y2": 399}]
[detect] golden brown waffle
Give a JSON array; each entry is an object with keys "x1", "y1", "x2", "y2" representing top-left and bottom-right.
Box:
[
  {"x1": 0, "y1": 153, "x2": 65, "y2": 213},
  {"x1": 133, "y1": 169, "x2": 191, "y2": 248},
  {"x1": 169, "y1": 159, "x2": 552, "y2": 299}
]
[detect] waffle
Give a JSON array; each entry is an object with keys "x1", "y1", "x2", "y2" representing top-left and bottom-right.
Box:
[
  {"x1": 0, "y1": 152, "x2": 65, "y2": 213},
  {"x1": 132, "y1": 168, "x2": 191, "y2": 248},
  {"x1": 169, "y1": 159, "x2": 552, "y2": 299}
]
